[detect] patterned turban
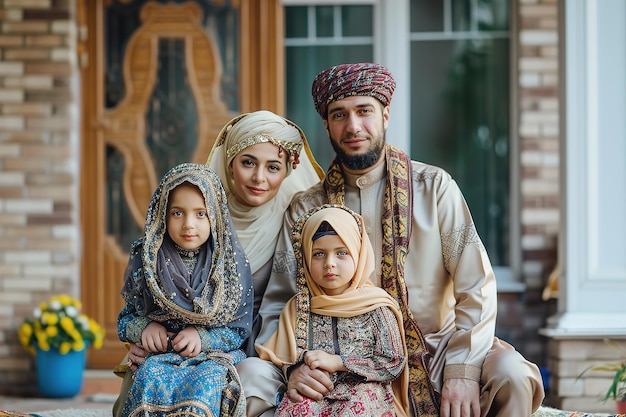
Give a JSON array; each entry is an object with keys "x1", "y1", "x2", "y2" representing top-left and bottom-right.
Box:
[{"x1": 311, "y1": 62, "x2": 396, "y2": 119}]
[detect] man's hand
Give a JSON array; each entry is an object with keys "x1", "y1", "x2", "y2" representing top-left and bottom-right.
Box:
[
  {"x1": 286, "y1": 363, "x2": 334, "y2": 403},
  {"x1": 171, "y1": 326, "x2": 201, "y2": 358},
  {"x1": 440, "y1": 378, "x2": 481, "y2": 417}
]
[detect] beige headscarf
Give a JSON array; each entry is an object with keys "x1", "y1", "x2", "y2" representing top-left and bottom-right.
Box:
[
  {"x1": 256, "y1": 205, "x2": 410, "y2": 417},
  {"x1": 206, "y1": 110, "x2": 323, "y2": 274}
]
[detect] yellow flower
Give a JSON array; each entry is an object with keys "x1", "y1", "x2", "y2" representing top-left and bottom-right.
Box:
[
  {"x1": 41, "y1": 311, "x2": 59, "y2": 326},
  {"x1": 19, "y1": 294, "x2": 105, "y2": 355},
  {"x1": 45, "y1": 325, "x2": 58, "y2": 337},
  {"x1": 59, "y1": 342, "x2": 71, "y2": 355},
  {"x1": 59, "y1": 316, "x2": 75, "y2": 333}
]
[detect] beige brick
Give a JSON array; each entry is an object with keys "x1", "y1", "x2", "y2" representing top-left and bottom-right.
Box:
[
  {"x1": 0, "y1": 9, "x2": 23, "y2": 21},
  {"x1": 0, "y1": 62, "x2": 24, "y2": 76},
  {"x1": 521, "y1": 207, "x2": 559, "y2": 224},
  {"x1": 23, "y1": 265, "x2": 74, "y2": 276},
  {"x1": 0, "y1": 143, "x2": 20, "y2": 157},
  {"x1": 2, "y1": 22, "x2": 49, "y2": 33},
  {"x1": 22, "y1": 143, "x2": 70, "y2": 158},
  {"x1": 0, "y1": 35, "x2": 23, "y2": 47},
  {"x1": 5, "y1": 158, "x2": 50, "y2": 172},
  {"x1": 0, "y1": 214, "x2": 26, "y2": 226},
  {"x1": 2, "y1": 102, "x2": 53, "y2": 116},
  {"x1": 0, "y1": 305, "x2": 14, "y2": 316},
  {"x1": 4, "y1": 278, "x2": 53, "y2": 291},
  {"x1": 520, "y1": 123, "x2": 541, "y2": 137},
  {"x1": 520, "y1": 57, "x2": 558, "y2": 71},
  {"x1": 520, "y1": 30, "x2": 558, "y2": 45},
  {"x1": 0, "y1": 187, "x2": 24, "y2": 199},
  {"x1": 4, "y1": 0, "x2": 52, "y2": 6},
  {"x1": 52, "y1": 225, "x2": 76, "y2": 239},
  {"x1": 28, "y1": 186, "x2": 72, "y2": 199},
  {"x1": 560, "y1": 396, "x2": 613, "y2": 414},
  {"x1": 50, "y1": 48, "x2": 71, "y2": 62},
  {"x1": 5, "y1": 225, "x2": 51, "y2": 239},
  {"x1": 0, "y1": 265, "x2": 21, "y2": 277},
  {"x1": 0, "y1": 172, "x2": 25, "y2": 186},
  {"x1": 557, "y1": 376, "x2": 584, "y2": 396},
  {"x1": 5, "y1": 199, "x2": 53, "y2": 214},
  {"x1": 0, "y1": 357, "x2": 31, "y2": 372},
  {"x1": 3, "y1": 75, "x2": 54, "y2": 89},
  {"x1": 520, "y1": 5, "x2": 557, "y2": 17},
  {"x1": 3, "y1": 250, "x2": 51, "y2": 264},
  {"x1": 24, "y1": 62, "x2": 71, "y2": 76},
  {"x1": 24, "y1": 35, "x2": 65, "y2": 47},
  {"x1": 522, "y1": 178, "x2": 559, "y2": 195},
  {"x1": 3, "y1": 48, "x2": 50, "y2": 61},
  {"x1": 25, "y1": 116, "x2": 71, "y2": 131},
  {"x1": 0, "y1": 116, "x2": 25, "y2": 130},
  {"x1": 51, "y1": 21, "x2": 71, "y2": 34},
  {"x1": 0, "y1": 292, "x2": 31, "y2": 304},
  {"x1": 0, "y1": 89, "x2": 24, "y2": 103},
  {"x1": 519, "y1": 72, "x2": 541, "y2": 87}
]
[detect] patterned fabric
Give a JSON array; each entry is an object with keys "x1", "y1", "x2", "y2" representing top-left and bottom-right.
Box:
[
  {"x1": 257, "y1": 205, "x2": 410, "y2": 417},
  {"x1": 311, "y1": 62, "x2": 396, "y2": 118},
  {"x1": 323, "y1": 146, "x2": 440, "y2": 416},
  {"x1": 117, "y1": 163, "x2": 253, "y2": 417}
]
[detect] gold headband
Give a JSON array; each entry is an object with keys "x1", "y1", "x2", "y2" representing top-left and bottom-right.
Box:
[{"x1": 225, "y1": 132, "x2": 303, "y2": 161}]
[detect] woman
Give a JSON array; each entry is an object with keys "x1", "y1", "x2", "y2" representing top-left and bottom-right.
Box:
[
  {"x1": 207, "y1": 110, "x2": 324, "y2": 353},
  {"x1": 113, "y1": 111, "x2": 323, "y2": 416}
]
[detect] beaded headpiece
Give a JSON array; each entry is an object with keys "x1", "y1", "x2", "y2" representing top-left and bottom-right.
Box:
[{"x1": 215, "y1": 113, "x2": 304, "y2": 170}]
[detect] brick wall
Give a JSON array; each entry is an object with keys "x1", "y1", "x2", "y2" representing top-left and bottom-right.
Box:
[
  {"x1": 546, "y1": 338, "x2": 626, "y2": 413},
  {"x1": 512, "y1": 0, "x2": 560, "y2": 368},
  {"x1": 0, "y1": 0, "x2": 79, "y2": 395}
]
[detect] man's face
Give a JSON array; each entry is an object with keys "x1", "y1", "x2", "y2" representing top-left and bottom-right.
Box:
[{"x1": 324, "y1": 96, "x2": 389, "y2": 172}]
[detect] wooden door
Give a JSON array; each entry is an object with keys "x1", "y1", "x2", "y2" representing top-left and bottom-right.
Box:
[{"x1": 77, "y1": 0, "x2": 284, "y2": 369}]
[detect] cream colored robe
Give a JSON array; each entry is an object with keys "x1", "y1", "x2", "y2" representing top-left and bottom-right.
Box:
[{"x1": 243, "y1": 158, "x2": 544, "y2": 417}]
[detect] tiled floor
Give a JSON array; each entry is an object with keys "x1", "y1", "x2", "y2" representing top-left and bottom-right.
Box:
[{"x1": 0, "y1": 370, "x2": 121, "y2": 413}]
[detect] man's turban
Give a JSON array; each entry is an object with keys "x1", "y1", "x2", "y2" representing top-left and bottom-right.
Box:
[{"x1": 311, "y1": 62, "x2": 396, "y2": 119}]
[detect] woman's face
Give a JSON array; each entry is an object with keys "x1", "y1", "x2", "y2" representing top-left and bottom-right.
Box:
[{"x1": 229, "y1": 142, "x2": 289, "y2": 207}]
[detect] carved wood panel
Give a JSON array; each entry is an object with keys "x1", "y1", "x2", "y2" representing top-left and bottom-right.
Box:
[{"x1": 79, "y1": 0, "x2": 284, "y2": 368}]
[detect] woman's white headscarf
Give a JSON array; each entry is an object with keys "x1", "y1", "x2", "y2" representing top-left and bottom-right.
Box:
[{"x1": 207, "y1": 110, "x2": 323, "y2": 274}]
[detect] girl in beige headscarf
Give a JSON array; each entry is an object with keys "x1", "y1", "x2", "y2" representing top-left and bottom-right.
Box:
[{"x1": 256, "y1": 205, "x2": 410, "y2": 417}]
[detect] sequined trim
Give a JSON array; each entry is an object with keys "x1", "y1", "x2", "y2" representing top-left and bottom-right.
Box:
[{"x1": 225, "y1": 132, "x2": 303, "y2": 160}]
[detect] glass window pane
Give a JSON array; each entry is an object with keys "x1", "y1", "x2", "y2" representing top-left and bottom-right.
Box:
[
  {"x1": 342, "y1": 5, "x2": 373, "y2": 37},
  {"x1": 286, "y1": 6, "x2": 308, "y2": 38},
  {"x1": 316, "y1": 6, "x2": 334, "y2": 37},
  {"x1": 477, "y1": 0, "x2": 509, "y2": 31},
  {"x1": 452, "y1": 0, "x2": 471, "y2": 31},
  {"x1": 410, "y1": 0, "x2": 443, "y2": 32},
  {"x1": 410, "y1": 38, "x2": 510, "y2": 265}
]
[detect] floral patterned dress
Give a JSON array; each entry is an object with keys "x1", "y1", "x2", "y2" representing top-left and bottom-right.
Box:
[{"x1": 276, "y1": 306, "x2": 406, "y2": 417}]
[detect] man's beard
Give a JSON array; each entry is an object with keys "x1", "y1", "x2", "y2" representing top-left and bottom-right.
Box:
[{"x1": 330, "y1": 133, "x2": 385, "y2": 171}]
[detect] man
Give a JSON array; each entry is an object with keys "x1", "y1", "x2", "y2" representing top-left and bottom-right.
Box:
[{"x1": 240, "y1": 62, "x2": 544, "y2": 417}]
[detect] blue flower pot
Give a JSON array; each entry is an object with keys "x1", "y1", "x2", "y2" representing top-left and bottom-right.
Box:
[{"x1": 36, "y1": 346, "x2": 86, "y2": 398}]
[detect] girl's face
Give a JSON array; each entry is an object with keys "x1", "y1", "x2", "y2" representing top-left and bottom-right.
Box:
[
  {"x1": 309, "y1": 234, "x2": 356, "y2": 295},
  {"x1": 229, "y1": 142, "x2": 289, "y2": 207},
  {"x1": 166, "y1": 183, "x2": 211, "y2": 250}
]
